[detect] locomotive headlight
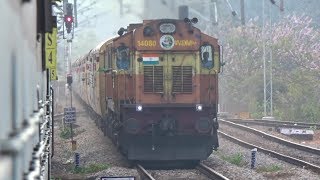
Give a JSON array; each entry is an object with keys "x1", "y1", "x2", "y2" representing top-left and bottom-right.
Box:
[
  {"x1": 196, "y1": 104, "x2": 203, "y2": 111},
  {"x1": 136, "y1": 105, "x2": 143, "y2": 112}
]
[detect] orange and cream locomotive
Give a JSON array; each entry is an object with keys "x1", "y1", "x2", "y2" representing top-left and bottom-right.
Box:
[{"x1": 72, "y1": 18, "x2": 222, "y2": 161}]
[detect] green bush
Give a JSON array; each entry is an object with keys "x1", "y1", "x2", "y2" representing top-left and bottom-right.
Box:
[
  {"x1": 60, "y1": 127, "x2": 72, "y2": 139},
  {"x1": 221, "y1": 153, "x2": 246, "y2": 166}
]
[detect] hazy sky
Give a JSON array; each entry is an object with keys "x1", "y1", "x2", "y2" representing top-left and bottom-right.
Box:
[
  {"x1": 66, "y1": 0, "x2": 144, "y2": 60},
  {"x1": 91, "y1": 0, "x2": 143, "y2": 41}
]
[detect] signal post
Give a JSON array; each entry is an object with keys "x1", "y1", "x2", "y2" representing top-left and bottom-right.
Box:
[{"x1": 62, "y1": 1, "x2": 78, "y2": 162}]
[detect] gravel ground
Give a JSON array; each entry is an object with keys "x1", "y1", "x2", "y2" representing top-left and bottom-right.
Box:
[
  {"x1": 51, "y1": 88, "x2": 138, "y2": 179},
  {"x1": 203, "y1": 137, "x2": 320, "y2": 180},
  {"x1": 149, "y1": 169, "x2": 210, "y2": 180}
]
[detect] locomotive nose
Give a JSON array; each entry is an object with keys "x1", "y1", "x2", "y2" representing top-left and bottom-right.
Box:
[{"x1": 159, "y1": 115, "x2": 176, "y2": 132}]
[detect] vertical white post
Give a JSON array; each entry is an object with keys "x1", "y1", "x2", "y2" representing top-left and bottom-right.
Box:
[
  {"x1": 269, "y1": 2, "x2": 273, "y2": 116},
  {"x1": 262, "y1": 0, "x2": 267, "y2": 116}
]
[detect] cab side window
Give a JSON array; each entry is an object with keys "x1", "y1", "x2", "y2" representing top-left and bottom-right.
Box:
[
  {"x1": 116, "y1": 46, "x2": 130, "y2": 70},
  {"x1": 200, "y1": 45, "x2": 214, "y2": 69}
]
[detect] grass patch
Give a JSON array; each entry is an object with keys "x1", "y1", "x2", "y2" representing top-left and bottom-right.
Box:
[
  {"x1": 257, "y1": 165, "x2": 282, "y2": 172},
  {"x1": 64, "y1": 150, "x2": 74, "y2": 159},
  {"x1": 73, "y1": 163, "x2": 109, "y2": 174},
  {"x1": 221, "y1": 153, "x2": 246, "y2": 166},
  {"x1": 60, "y1": 127, "x2": 72, "y2": 139},
  {"x1": 60, "y1": 127, "x2": 86, "y2": 139},
  {"x1": 50, "y1": 177, "x2": 62, "y2": 180}
]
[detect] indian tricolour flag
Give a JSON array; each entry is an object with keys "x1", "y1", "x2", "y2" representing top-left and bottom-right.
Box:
[{"x1": 143, "y1": 54, "x2": 159, "y2": 65}]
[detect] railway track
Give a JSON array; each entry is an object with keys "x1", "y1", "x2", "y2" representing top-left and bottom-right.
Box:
[
  {"x1": 224, "y1": 118, "x2": 320, "y2": 129},
  {"x1": 136, "y1": 163, "x2": 230, "y2": 180},
  {"x1": 196, "y1": 163, "x2": 230, "y2": 180},
  {"x1": 136, "y1": 164, "x2": 156, "y2": 180},
  {"x1": 218, "y1": 131, "x2": 320, "y2": 174},
  {"x1": 219, "y1": 119, "x2": 320, "y2": 156},
  {"x1": 219, "y1": 119, "x2": 320, "y2": 173}
]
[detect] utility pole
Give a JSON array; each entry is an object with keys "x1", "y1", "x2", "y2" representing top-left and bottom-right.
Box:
[
  {"x1": 74, "y1": 0, "x2": 78, "y2": 27},
  {"x1": 63, "y1": 0, "x2": 67, "y2": 12},
  {"x1": 211, "y1": 0, "x2": 218, "y2": 25},
  {"x1": 262, "y1": 0, "x2": 267, "y2": 116},
  {"x1": 280, "y1": 0, "x2": 284, "y2": 12},
  {"x1": 268, "y1": 1, "x2": 273, "y2": 116},
  {"x1": 119, "y1": 0, "x2": 123, "y2": 17},
  {"x1": 262, "y1": 0, "x2": 274, "y2": 117},
  {"x1": 240, "y1": 0, "x2": 245, "y2": 25}
]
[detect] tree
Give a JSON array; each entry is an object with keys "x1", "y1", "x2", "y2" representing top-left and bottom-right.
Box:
[{"x1": 220, "y1": 14, "x2": 320, "y2": 122}]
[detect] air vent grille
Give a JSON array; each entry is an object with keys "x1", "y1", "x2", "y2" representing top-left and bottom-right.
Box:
[
  {"x1": 144, "y1": 66, "x2": 163, "y2": 93},
  {"x1": 172, "y1": 66, "x2": 193, "y2": 93}
]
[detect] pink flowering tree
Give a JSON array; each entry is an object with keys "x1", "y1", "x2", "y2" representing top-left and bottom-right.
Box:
[{"x1": 220, "y1": 14, "x2": 320, "y2": 122}]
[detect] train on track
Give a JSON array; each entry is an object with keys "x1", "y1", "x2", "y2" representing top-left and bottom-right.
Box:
[{"x1": 72, "y1": 18, "x2": 222, "y2": 162}]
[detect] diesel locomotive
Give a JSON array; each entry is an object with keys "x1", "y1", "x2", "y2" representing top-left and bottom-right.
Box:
[{"x1": 72, "y1": 18, "x2": 222, "y2": 161}]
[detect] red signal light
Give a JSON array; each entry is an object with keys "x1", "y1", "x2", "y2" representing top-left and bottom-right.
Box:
[
  {"x1": 65, "y1": 15, "x2": 73, "y2": 33},
  {"x1": 65, "y1": 16, "x2": 73, "y2": 23}
]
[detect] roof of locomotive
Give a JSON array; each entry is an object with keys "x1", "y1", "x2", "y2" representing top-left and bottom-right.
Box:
[
  {"x1": 73, "y1": 18, "x2": 219, "y2": 64},
  {"x1": 113, "y1": 18, "x2": 218, "y2": 51},
  {"x1": 91, "y1": 39, "x2": 110, "y2": 54},
  {"x1": 125, "y1": 18, "x2": 201, "y2": 30}
]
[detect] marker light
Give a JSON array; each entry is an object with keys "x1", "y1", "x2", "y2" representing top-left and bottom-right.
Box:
[
  {"x1": 136, "y1": 105, "x2": 143, "y2": 112},
  {"x1": 196, "y1": 104, "x2": 203, "y2": 111}
]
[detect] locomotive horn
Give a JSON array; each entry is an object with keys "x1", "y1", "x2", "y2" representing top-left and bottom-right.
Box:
[
  {"x1": 118, "y1": 27, "x2": 127, "y2": 36},
  {"x1": 184, "y1": 18, "x2": 191, "y2": 24},
  {"x1": 191, "y1": 17, "x2": 198, "y2": 24}
]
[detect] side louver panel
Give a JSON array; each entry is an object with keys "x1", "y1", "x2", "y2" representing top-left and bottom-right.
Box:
[
  {"x1": 144, "y1": 66, "x2": 163, "y2": 93},
  {"x1": 172, "y1": 66, "x2": 193, "y2": 93}
]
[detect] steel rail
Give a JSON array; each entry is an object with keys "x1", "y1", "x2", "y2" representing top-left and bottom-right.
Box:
[
  {"x1": 219, "y1": 119, "x2": 320, "y2": 155},
  {"x1": 136, "y1": 164, "x2": 155, "y2": 180},
  {"x1": 219, "y1": 131, "x2": 320, "y2": 174},
  {"x1": 224, "y1": 118, "x2": 320, "y2": 129},
  {"x1": 197, "y1": 163, "x2": 230, "y2": 180},
  {"x1": 225, "y1": 119, "x2": 318, "y2": 129}
]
